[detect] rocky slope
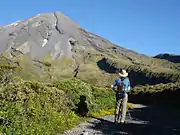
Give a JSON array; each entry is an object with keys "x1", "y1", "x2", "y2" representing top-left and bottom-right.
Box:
[
  {"x1": 0, "y1": 11, "x2": 80, "y2": 60},
  {"x1": 0, "y1": 11, "x2": 179, "y2": 86}
]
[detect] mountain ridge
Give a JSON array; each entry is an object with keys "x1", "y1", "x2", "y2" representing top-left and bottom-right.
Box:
[
  {"x1": 154, "y1": 53, "x2": 180, "y2": 63},
  {"x1": 0, "y1": 11, "x2": 179, "y2": 86}
]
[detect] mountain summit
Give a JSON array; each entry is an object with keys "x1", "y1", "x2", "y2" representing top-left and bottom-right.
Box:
[
  {"x1": 0, "y1": 11, "x2": 81, "y2": 60},
  {"x1": 0, "y1": 11, "x2": 179, "y2": 86},
  {"x1": 0, "y1": 11, "x2": 147, "y2": 61}
]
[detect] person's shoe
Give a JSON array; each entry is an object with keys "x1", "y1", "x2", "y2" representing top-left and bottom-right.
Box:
[
  {"x1": 114, "y1": 119, "x2": 118, "y2": 124},
  {"x1": 120, "y1": 120, "x2": 125, "y2": 124}
]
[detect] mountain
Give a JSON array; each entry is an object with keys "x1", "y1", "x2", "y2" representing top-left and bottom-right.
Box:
[
  {"x1": 0, "y1": 11, "x2": 180, "y2": 87},
  {"x1": 154, "y1": 53, "x2": 180, "y2": 63}
]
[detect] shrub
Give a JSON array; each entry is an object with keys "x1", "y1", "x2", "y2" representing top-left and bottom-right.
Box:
[
  {"x1": 0, "y1": 79, "x2": 79, "y2": 135},
  {"x1": 54, "y1": 78, "x2": 116, "y2": 116},
  {"x1": 129, "y1": 82, "x2": 180, "y2": 106},
  {"x1": 0, "y1": 77, "x2": 117, "y2": 134}
]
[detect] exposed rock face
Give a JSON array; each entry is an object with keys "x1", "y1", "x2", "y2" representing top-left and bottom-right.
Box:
[
  {"x1": 0, "y1": 11, "x2": 143, "y2": 62},
  {"x1": 0, "y1": 11, "x2": 82, "y2": 61}
]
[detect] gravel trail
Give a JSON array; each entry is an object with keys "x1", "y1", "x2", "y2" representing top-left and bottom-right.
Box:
[{"x1": 60, "y1": 103, "x2": 180, "y2": 135}]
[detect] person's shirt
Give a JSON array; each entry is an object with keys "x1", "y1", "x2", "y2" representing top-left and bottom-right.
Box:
[{"x1": 111, "y1": 77, "x2": 130, "y2": 93}]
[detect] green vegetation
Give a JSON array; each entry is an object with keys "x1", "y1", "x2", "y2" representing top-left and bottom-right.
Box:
[
  {"x1": 55, "y1": 78, "x2": 115, "y2": 114},
  {"x1": 89, "y1": 103, "x2": 133, "y2": 118},
  {"x1": 129, "y1": 82, "x2": 180, "y2": 106},
  {"x1": 154, "y1": 53, "x2": 180, "y2": 64},
  {"x1": 97, "y1": 57, "x2": 180, "y2": 87},
  {"x1": 0, "y1": 64, "x2": 117, "y2": 134},
  {"x1": 0, "y1": 79, "x2": 79, "y2": 135},
  {"x1": 0, "y1": 50, "x2": 179, "y2": 134}
]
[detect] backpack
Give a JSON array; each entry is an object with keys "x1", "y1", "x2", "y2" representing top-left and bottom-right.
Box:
[{"x1": 118, "y1": 78, "x2": 130, "y2": 93}]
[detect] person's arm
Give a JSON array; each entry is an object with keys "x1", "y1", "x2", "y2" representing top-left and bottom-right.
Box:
[
  {"x1": 124, "y1": 79, "x2": 130, "y2": 93},
  {"x1": 111, "y1": 79, "x2": 119, "y2": 92}
]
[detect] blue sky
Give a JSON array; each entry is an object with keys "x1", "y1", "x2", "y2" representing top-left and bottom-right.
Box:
[{"x1": 1, "y1": 0, "x2": 180, "y2": 56}]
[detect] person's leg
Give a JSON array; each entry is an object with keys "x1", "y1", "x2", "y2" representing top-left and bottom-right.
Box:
[
  {"x1": 117, "y1": 98, "x2": 123, "y2": 123},
  {"x1": 120, "y1": 93, "x2": 128, "y2": 123},
  {"x1": 114, "y1": 93, "x2": 121, "y2": 123}
]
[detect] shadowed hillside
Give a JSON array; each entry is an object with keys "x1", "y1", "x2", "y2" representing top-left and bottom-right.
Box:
[
  {"x1": 96, "y1": 57, "x2": 180, "y2": 87},
  {"x1": 154, "y1": 53, "x2": 180, "y2": 63}
]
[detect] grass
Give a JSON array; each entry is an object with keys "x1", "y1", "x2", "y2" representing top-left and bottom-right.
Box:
[
  {"x1": 89, "y1": 103, "x2": 134, "y2": 118},
  {"x1": 1, "y1": 51, "x2": 179, "y2": 88}
]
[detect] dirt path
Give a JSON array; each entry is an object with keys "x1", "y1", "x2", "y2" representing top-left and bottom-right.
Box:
[{"x1": 60, "y1": 103, "x2": 180, "y2": 135}]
